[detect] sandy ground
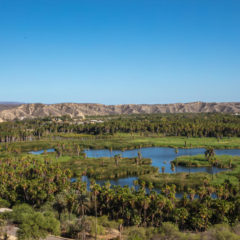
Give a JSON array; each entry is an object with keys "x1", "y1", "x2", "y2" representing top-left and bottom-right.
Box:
[
  {"x1": 0, "y1": 208, "x2": 12, "y2": 213},
  {"x1": 1, "y1": 225, "x2": 18, "y2": 240}
]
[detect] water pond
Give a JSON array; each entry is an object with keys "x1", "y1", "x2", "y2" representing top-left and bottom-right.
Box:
[
  {"x1": 30, "y1": 147, "x2": 240, "y2": 191},
  {"x1": 84, "y1": 147, "x2": 240, "y2": 174},
  {"x1": 29, "y1": 148, "x2": 55, "y2": 155},
  {"x1": 82, "y1": 147, "x2": 240, "y2": 189}
]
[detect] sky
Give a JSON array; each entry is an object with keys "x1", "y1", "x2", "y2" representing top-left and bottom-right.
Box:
[{"x1": 0, "y1": 0, "x2": 239, "y2": 104}]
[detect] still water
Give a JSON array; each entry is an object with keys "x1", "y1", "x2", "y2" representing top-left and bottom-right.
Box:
[
  {"x1": 29, "y1": 149, "x2": 55, "y2": 154},
  {"x1": 29, "y1": 147, "x2": 240, "y2": 191},
  {"x1": 82, "y1": 147, "x2": 240, "y2": 189}
]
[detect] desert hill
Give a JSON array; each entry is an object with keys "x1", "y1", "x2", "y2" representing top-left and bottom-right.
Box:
[
  {"x1": 0, "y1": 102, "x2": 22, "y2": 112},
  {"x1": 0, "y1": 102, "x2": 239, "y2": 122}
]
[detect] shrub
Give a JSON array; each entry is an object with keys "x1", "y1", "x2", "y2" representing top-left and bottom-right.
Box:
[
  {"x1": 201, "y1": 224, "x2": 239, "y2": 240},
  {"x1": 11, "y1": 204, "x2": 60, "y2": 240},
  {"x1": 127, "y1": 230, "x2": 145, "y2": 240},
  {"x1": 0, "y1": 198, "x2": 10, "y2": 208}
]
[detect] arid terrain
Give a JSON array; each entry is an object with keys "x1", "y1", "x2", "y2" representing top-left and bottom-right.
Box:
[
  {"x1": 0, "y1": 102, "x2": 239, "y2": 122},
  {"x1": 0, "y1": 102, "x2": 22, "y2": 112}
]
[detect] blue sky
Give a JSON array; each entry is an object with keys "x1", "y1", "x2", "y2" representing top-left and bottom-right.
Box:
[{"x1": 0, "y1": 0, "x2": 239, "y2": 104}]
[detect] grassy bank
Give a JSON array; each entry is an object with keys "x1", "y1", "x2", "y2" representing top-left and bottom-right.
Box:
[
  {"x1": 173, "y1": 154, "x2": 240, "y2": 168},
  {"x1": 139, "y1": 172, "x2": 210, "y2": 191},
  {"x1": 139, "y1": 154, "x2": 240, "y2": 191},
  {"x1": 67, "y1": 135, "x2": 240, "y2": 149},
  {"x1": 61, "y1": 156, "x2": 158, "y2": 179},
  {"x1": 4, "y1": 136, "x2": 240, "y2": 153},
  {"x1": 15, "y1": 150, "x2": 159, "y2": 180}
]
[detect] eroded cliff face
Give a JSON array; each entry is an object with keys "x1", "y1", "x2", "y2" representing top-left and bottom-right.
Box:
[{"x1": 0, "y1": 102, "x2": 239, "y2": 121}]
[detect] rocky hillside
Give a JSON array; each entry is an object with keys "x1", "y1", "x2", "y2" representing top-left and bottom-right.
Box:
[{"x1": 0, "y1": 102, "x2": 239, "y2": 122}]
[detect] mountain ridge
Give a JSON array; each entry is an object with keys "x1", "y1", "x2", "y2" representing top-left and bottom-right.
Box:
[{"x1": 0, "y1": 102, "x2": 239, "y2": 122}]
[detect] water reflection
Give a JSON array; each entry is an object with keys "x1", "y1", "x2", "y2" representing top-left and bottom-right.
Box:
[
  {"x1": 84, "y1": 147, "x2": 239, "y2": 174},
  {"x1": 81, "y1": 147, "x2": 240, "y2": 192},
  {"x1": 76, "y1": 176, "x2": 217, "y2": 199},
  {"x1": 31, "y1": 146, "x2": 240, "y2": 194}
]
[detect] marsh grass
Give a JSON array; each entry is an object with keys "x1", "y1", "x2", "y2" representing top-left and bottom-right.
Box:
[
  {"x1": 140, "y1": 154, "x2": 240, "y2": 190},
  {"x1": 61, "y1": 156, "x2": 158, "y2": 179},
  {"x1": 173, "y1": 154, "x2": 240, "y2": 168},
  {"x1": 3, "y1": 136, "x2": 240, "y2": 154},
  {"x1": 139, "y1": 172, "x2": 210, "y2": 191}
]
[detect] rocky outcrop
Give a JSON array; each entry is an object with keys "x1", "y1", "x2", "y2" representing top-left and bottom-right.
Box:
[{"x1": 0, "y1": 102, "x2": 239, "y2": 122}]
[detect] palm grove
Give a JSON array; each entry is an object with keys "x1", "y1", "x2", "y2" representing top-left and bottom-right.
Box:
[
  {"x1": 1, "y1": 113, "x2": 240, "y2": 239},
  {"x1": 0, "y1": 113, "x2": 240, "y2": 142}
]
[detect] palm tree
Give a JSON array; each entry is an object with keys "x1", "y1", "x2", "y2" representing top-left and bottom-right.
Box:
[
  {"x1": 76, "y1": 144, "x2": 81, "y2": 156},
  {"x1": 76, "y1": 193, "x2": 89, "y2": 216},
  {"x1": 139, "y1": 180, "x2": 146, "y2": 190},
  {"x1": 188, "y1": 188, "x2": 196, "y2": 201},
  {"x1": 109, "y1": 147, "x2": 113, "y2": 159},
  {"x1": 198, "y1": 186, "x2": 207, "y2": 201},
  {"x1": 133, "y1": 180, "x2": 139, "y2": 190},
  {"x1": 205, "y1": 147, "x2": 215, "y2": 180},
  {"x1": 91, "y1": 183, "x2": 101, "y2": 240},
  {"x1": 205, "y1": 147, "x2": 215, "y2": 160},
  {"x1": 174, "y1": 207, "x2": 189, "y2": 229},
  {"x1": 76, "y1": 194, "x2": 89, "y2": 240},
  {"x1": 137, "y1": 151, "x2": 142, "y2": 165},
  {"x1": 114, "y1": 154, "x2": 121, "y2": 166},
  {"x1": 54, "y1": 192, "x2": 68, "y2": 220},
  {"x1": 142, "y1": 196, "x2": 150, "y2": 227},
  {"x1": 229, "y1": 159, "x2": 232, "y2": 168},
  {"x1": 148, "y1": 182, "x2": 154, "y2": 192}
]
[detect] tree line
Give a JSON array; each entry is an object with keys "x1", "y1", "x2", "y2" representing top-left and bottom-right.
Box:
[{"x1": 0, "y1": 113, "x2": 240, "y2": 142}]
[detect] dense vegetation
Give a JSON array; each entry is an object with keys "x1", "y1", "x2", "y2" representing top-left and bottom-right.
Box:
[
  {"x1": 62, "y1": 155, "x2": 157, "y2": 179},
  {"x1": 1, "y1": 113, "x2": 240, "y2": 142},
  {"x1": 2, "y1": 152, "x2": 240, "y2": 239},
  {"x1": 0, "y1": 154, "x2": 72, "y2": 206},
  {"x1": 1, "y1": 113, "x2": 240, "y2": 239}
]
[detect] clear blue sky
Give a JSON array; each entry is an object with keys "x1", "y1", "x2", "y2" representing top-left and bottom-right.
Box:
[{"x1": 0, "y1": 0, "x2": 239, "y2": 104}]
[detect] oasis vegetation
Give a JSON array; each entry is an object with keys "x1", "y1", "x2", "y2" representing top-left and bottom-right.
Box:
[{"x1": 1, "y1": 113, "x2": 240, "y2": 240}]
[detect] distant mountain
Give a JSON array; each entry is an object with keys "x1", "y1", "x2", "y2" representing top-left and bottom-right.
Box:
[
  {"x1": 0, "y1": 102, "x2": 239, "y2": 122},
  {"x1": 0, "y1": 102, "x2": 23, "y2": 112},
  {"x1": 0, "y1": 101, "x2": 24, "y2": 104}
]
